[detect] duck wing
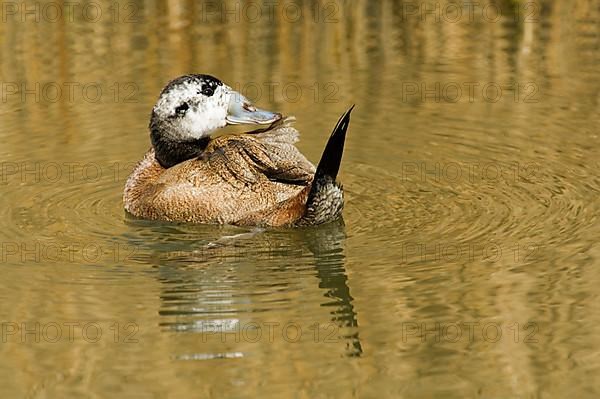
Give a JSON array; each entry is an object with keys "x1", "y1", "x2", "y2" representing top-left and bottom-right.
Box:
[{"x1": 204, "y1": 123, "x2": 315, "y2": 187}]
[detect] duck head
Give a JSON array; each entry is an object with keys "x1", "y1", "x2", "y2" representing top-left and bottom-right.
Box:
[{"x1": 149, "y1": 74, "x2": 281, "y2": 168}]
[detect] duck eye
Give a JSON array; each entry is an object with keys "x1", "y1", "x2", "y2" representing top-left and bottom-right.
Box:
[
  {"x1": 174, "y1": 102, "x2": 189, "y2": 116},
  {"x1": 201, "y1": 86, "x2": 215, "y2": 97}
]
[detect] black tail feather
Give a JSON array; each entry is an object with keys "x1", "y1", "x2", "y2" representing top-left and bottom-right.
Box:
[
  {"x1": 313, "y1": 105, "x2": 354, "y2": 182},
  {"x1": 299, "y1": 106, "x2": 354, "y2": 225}
]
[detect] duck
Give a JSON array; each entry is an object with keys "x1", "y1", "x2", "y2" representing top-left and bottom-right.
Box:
[{"x1": 123, "y1": 74, "x2": 353, "y2": 227}]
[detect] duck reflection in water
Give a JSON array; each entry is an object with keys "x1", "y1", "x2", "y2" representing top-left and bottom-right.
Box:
[{"x1": 127, "y1": 218, "x2": 362, "y2": 357}]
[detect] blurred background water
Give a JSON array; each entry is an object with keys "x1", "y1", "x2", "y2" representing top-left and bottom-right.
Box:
[{"x1": 0, "y1": 0, "x2": 599, "y2": 397}]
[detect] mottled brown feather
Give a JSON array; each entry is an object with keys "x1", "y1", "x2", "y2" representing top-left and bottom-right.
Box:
[{"x1": 123, "y1": 124, "x2": 316, "y2": 226}]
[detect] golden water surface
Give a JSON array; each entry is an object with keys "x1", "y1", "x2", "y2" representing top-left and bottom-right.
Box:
[{"x1": 1, "y1": 0, "x2": 599, "y2": 397}]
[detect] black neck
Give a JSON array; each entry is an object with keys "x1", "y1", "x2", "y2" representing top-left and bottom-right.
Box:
[{"x1": 150, "y1": 129, "x2": 210, "y2": 168}]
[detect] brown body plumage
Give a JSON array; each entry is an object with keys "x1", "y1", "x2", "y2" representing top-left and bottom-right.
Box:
[{"x1": 124, "y1": 123, "x2": 342, "y2": 226}]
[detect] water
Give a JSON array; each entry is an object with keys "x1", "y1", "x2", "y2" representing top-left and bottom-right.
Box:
[{"x1": 1, "y1": 0, "x2": 600, "y2": 397}]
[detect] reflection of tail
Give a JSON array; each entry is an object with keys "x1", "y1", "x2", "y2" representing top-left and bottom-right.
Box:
[{"x1": 300, "y1": 106, "x2": 354, "y2": 225}]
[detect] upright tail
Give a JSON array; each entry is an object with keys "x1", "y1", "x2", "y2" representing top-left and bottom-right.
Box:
[{"x1": 299, "y1": 105, "x2": 354, "y2": 226}]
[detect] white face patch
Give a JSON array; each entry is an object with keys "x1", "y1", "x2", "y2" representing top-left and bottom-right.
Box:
[{"x1": 153, "y1": 79, "x2": 233, "y2": 140}]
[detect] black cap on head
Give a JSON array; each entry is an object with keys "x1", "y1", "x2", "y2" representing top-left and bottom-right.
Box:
[{"x1": 161, "y1": 74, "x2": 223, "y2": 97}]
